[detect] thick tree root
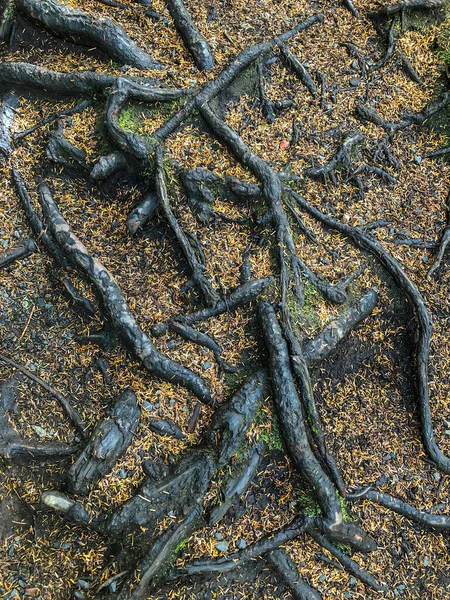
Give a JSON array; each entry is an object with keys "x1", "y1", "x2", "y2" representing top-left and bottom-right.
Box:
[
  {"x1": 148, "y1": 417, "x2": 185, "y2": 439},
  {"x1": 38, "y1": 180, "x2": 213, "y2": 404},
  {"x1": 0, "y1": 91, "x2": 18, "y2": 160},
  {"x1": 41, "y1": 491, "x2": 91, "y2": 526},
  {"x1": 0, "y1": 0, "x2": 14, "y2": 42},
  {"x1": 150, "y1": 276, "x2": 273, "y2": 337},
  {"x1": 304, "y1": 131, "x2": 364, "y2": 185},
  {"x1": 259, "y1": 301, "x2": 376, "y2": 553},
  {"x1": 155, "y1": 145, "x2": 219, "y2": 306},
  {"x1": 378, "y1": 0, "x2": 443, "y2": 18},
  {"x1": 16, "y1": 0, "x2": 163, "y2": 70},
  {"x1": 14, "y1": 99, "x2": 92, "y2": 143},
  {"x1": 0, "y1": 238, "x2": 37, "y2": 269},
  {"x1": 90, "y1": 151, "x2": 127, "y2": 182},
  {"x1": 165, "y1": 0, "x2": 214, "y2": 71},
  {"x1": 0, "y1": 62, "x2": 155, "y2": 97},
  {"x1": 66, "y1": 388, "x2": 140, "y2": 495},
  {"x1": 303, "y1": 290, "x2": 378, "y2": 363},
  {"x1": 0, "y1": 352, "x2": 87, "y2": 439},
  {"x1": 306, "y1": 526, "x2": 386, "y2": 592},
  {"x1": 265, "y1": 548, "x2": 322, "y2": 600},
  {"x1": 289, "y1": 189, "x2": 450, "y2": 475},
  {"x1": 0, "y1": 439, "x2": 78, "y2": 459},
  {"x1": 342, "y1": 0, "x2": 361, "y2": 19},
  {"x1": 152, "y1": 14, "x2": 323, "y2": 143},
  {"x1": 347, "y1": 488, "x2": 450, "y2": 531}
]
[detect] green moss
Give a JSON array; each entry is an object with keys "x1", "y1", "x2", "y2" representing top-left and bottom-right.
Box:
[
  {"x1": 295, "y1": 489, "x2": 322, "y2": 517},
  {"x1": 337, "y1": 492, "x2": 354, "y2": 523},
  {"x1": 174, "y1": 539, "x2": 187, "y2": 553},
  {"x1": 118, "y1": 104, "x2": 143, "y2": 134},
  {"x1": 256, "y1": 404, "x2": 284, "y2": 451},
  {"x1": 286, "y1": 282, "x2": 321, "y2": 333}
]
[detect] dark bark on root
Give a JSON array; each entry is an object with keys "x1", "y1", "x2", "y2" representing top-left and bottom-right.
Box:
[
  {"x1": 0, "y1": 0, "x2": 14, "y2": 42},
  {"x1": 90, "y1": 151, "x2": 127, "y2": 182},
  {"x1": 341, "y1": 0, "x2": 361, "y2": 19},
  {"x1": 165, "y1": 0, "x2": 214, "y2": 71},
  {"x1": 0, "y1": 91, "x2": 19, "y2": 159},
  {"x1": 208, "y1": 442, "x2": 265, "y2": 525},
  {"x1": 303, "y1": 290, "x2": 378, "y2": 363},
  {"x1": 148, "y1": 417, "x2": 185, "y2": 439},
  {"x1": 0, "y1": 62, "x2": 156, "y2": 97},
  {"x1": 0, "y1": 352, "x2": 87, "y2": 439},
  {"x1": 12, "y1": 167, "x2": 69, "y2": 268},
  {"x1": 16, "y1": 0, "x2": 163, "y2": 70},
  {"x1": 14, "y1": 99, "x2": 92, "y2": 143},
  {"x1": 265, "y1": 548, "x2": 322, "y2": 600},
  {"x1": 169, "y1": 321, "x2": 237, "y2": 373},
  {"x1": 152, "y1": 14, "x2": 323, "y2": 143},
  {"x1": 60, "y1": 277, "x2": 97, "y2": 318},
  {"x1": 66, "y1": 388, "x2": 140, "y2": 495},
  {"x1": 347, "y1": 488, "x2": 450, "y2": 531},
  {"x1": 425, "y1": 194, "x2": 450, "y2": 279},
  {"x1": 46, "y1": 120, "x2": 88, "y2": 172},
  {"x1": 306, "y1": 526, "x2": 386, "y2": 592},
  {"x1": 289, "y1": 189, "x2": 450, "y2": 475},
  {"x1": 0, "y1": 238, "x2": 37, "y2": 269},
  {"x1": 155, "y1": 144, "x2": 220, "y2": 306},
  {"x1": 304, "y1": 131, "x2": 364, "y2": 184},
  {"x1": 279, "y1": 43, "x2": 317, "y2": 96},
  {"x1": 380, "y1": 0, "x2": 443, "y2": 17},
  {"x1": 126, "y1": 191, "x2": 159, "y2": 234},
  {"x1": 258, "y1": 301, "x2": 376, "y2": 553},
  {"x1": 200, "y1": 102, "x2": 304, "y2": 309},
  {"x1": 150, "y1": 277, "x2": 273, "y2": 337},
  {"x1": 167, "y1": 515, "x2": 312, "y2": 577},
  {"x1": 38, "y1": 180, "x2": 214, "y2": 404},
  {"x1": 0, "y1": 439, "x2": 78, "y2": 459}
]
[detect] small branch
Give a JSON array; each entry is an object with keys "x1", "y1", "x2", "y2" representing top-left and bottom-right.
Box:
[{"x1": 0, "y1": 238, "x2": 37, "y2": 269}]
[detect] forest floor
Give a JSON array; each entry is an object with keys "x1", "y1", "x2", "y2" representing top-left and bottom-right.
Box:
[{"x1": 0, "y1": 0, "x2": 450, "y2": 599}]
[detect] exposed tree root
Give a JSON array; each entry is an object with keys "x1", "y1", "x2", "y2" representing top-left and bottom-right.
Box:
[
  {"x1": 90, "y1": 151, "x2": 127, "y2": 182},
  {"x1": 126, "y1": 190, "x2": 159, "y2": 234},
  {"x1": 304, "y1": 131, "x2": 364, "y2": 185},
  {"x1": 425, "y1": 193, "x2": 450, "y2": 279},
  {"x1": 0, "y1": 91, "x2": 18, "y2": 160},
  {"x1": 265, "y1": 548, "x2": 322, "y2": 600},
  {"x1": 289, "y1": 189, "x2": 450, "y2": 475},
  {"x1": 38, "y1": 180, "x2": 213, "y2": 404},
  {"x1": 378, "y1": 0, "x2": 443, "y2": 18},
  {"x1": 155, "y1": 144, "x2": 220, "y2": 306},
  {"x1": 0, "y1": 237, "x2": 37, "y2": 269},
  {"x1": 0, "y1": 439, "x2": 78, "y2": 459},
  {"x1": 347, "y1": 487, "x2": 450, "y2": 530},
  {"x1": 46, "y1": 120, "x2": 88, "y2": 172},
  {"x1": 16, "y1": 0, "x2": 163, "y2": 69},
  {"x1": 165, "y1": 0, "x2": 214, "y2": 71},
  {"x1": 280, "y1": 43, "x2": 317, "y2": 96},
  {"x1": 66, "y1": 388, "x2": 140, "y2": 495}
]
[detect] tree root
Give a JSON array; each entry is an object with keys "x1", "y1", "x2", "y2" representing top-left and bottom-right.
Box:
[
  {"x1": 306, "y1": 526, "x2": 386, "y2": 592},
  {"x1": 0, "y1": 352, "x2": 87, "y2": 440},
  {"x1": 425, "y1": 193, "x2": 450, "y2": 280},
  {"x1": 16, "y1": 0, "x2": 163, "y2": 70},
  {"x1": 155, "y1": 144, "x2": 220, "y2": 306},
  {"x1": 346, "y1": 488, "x2": 450, "y2": 531},
  {"x1": 302, "y1": 289, "x2": 378, "y2": 363},
  {"x1": 0, "y1": 62, "x2": 156, "y2": 97},
  {"x1": 0, "y1": 91, "x2": 18, "y2": 160},
  {"x1": 259, "y1": 301, "x2": 376, "y2": 552},
  {"x1": 66, "y1": 388, "x2": 140, "y2": 495},
  {"x1": 148, "y1": 417, "x2": 185, "y2": 439},
  {"x1": 38, "y1": 180, "x2": 213, "y2": 404},
  {"x1": 0, "y1": 439, "x2": 78, "y2": 459},
  {"x1": 14, "y1": 99, "x2": 92, "y2": 144},
  {"x1": 280, "y1": 43, "x2": 317, "y2": 96},
  {"x1": 126, "y1": 190, "x2": 159, "y2": 234},
  {"x1": 41, "y1": 491, "x2": 91, "y2": 525},
  {"x1": 165, "y1": 0, "x2": 214, "y2": 71},
  {"x1": 378, "y1": 0, "x2": 443, "y2": 18},
  {"x1": 265, "y1": 548, "x2": 322, "y2": 600},
  {"x1": 150, "y1": 277, "x2": 273, "y2": 337},
  {"x1": 341, "y1": 0, "x2": 361, "y2": 19},
  {"x1": 90, "y1": 151, "x2": 127, "y2": 182},
  {"x1": 0, "y1": 0, "x2": 14, "y2": 42},
  {"x1": 289, "y1": 189, "x2": 450, "y2": 475},
  {"x1": 46, "y1": 120, "x2": 88, "y2": 172},
  {"x1": 0, "y1": 238, "x2": 37, "y2": 269},
  {"x1": 304, "y1": 131, "x2": 364, "y2": 185}
]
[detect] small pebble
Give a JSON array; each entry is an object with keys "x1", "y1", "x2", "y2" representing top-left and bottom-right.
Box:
[
  {"x1": 215, "y1": 532, "x2": 223, "y2": 540},
  {"x1": 203, "y1": 361, "x2": 212, "y2": 371},
  {"x1": 349, "y1": 77, "x2": 360, "y2": 87},
  {"x1": 236, "y1": 539, "x2": 247, "y2": 550},
  {"x1": 414, "y1": 156, "x2": 422, "y2": 165},
  {"x1": 215, "y1": 541, "x2": 229, "y2": 553},
  {"x1": 350, "y1": 577, "x2": 357, "y2": 585}
]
